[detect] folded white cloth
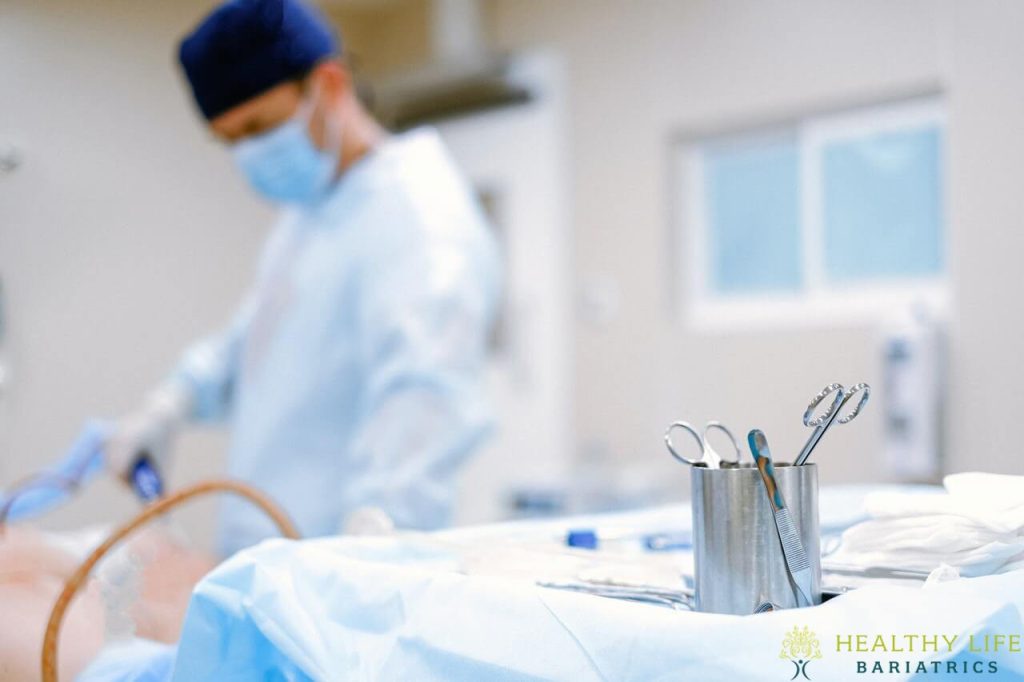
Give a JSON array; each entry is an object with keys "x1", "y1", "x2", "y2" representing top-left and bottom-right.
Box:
[{"x1": 827, "y1": 473, "x2": 1024, "y2": 577}]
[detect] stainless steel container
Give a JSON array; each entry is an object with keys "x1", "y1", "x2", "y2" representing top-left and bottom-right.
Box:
[{"x1": 691, "y1": 463, "x2": 820, "y2": 614}]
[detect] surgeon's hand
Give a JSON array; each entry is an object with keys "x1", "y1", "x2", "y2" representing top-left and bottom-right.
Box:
[{"x1": 106, "y1": 382, "x2": 193, "y2": 483}]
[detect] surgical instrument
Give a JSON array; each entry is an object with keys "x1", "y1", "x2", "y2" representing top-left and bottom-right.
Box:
[
  {"x1": 794, "y1": 382, "x2": 871, "y2": 466},
  {"x1": 536, "y1": 580, "x2": 694, "y2": 611},
  {"x1": 664, "y1": 421, "x2": 742, "y2": 469},
  {"x1": 822, "y1": 563, "x2": 931, "y2": 581},
  {"x1": 130, "y1": 453, "x2": 165, "y2": 502},
  {"x1": 749, "y1": 429, "x2": 814, "y2": 607},
  {"x1": 753, "y1": 600, "x2": 781, "y2": 613}
]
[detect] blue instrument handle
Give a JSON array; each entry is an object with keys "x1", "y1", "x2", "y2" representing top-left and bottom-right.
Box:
[{"x1": 130, "y1": 454, "x2": 164, "y2": 502}]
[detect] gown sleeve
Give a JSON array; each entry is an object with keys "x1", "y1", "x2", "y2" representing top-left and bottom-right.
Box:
[
  {"x1": 168, "y1": 219, "x2": 294, "y2": 424},
  {"x1": 344, "y1": 232, "x2": 500, "y2": 529},
  {"x1": 169, "y1": 296, "x2": 257, "y2": 423}
]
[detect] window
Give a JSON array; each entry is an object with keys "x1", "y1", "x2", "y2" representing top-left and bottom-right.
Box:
[{"x1": 678, "y1": 97, "x2": 946, "y2": 328}]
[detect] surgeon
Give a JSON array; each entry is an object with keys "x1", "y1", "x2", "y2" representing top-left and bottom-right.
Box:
[{"x1": 106, "y1": 0, "x2": 500, "y2": 556}]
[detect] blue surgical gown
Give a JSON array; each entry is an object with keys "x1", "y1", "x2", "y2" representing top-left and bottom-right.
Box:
[{"x1": 171, "y1": 128, "x2": 500, "y2": 555}]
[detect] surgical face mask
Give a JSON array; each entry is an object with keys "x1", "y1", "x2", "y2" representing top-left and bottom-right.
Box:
[{"x1": 232, "y1": 93, "x2": 342, "y2": 205}]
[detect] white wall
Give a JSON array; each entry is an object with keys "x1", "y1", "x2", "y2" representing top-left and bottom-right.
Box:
[
  {"x1": 3, "y1": 0, "x2": 1023, "y2": 539},
  {"x1": 944, "y1": 1, "x2": 1024, "y2": 475},
  {"x1": 490, "y1": 0, "x2": 1024, "y2": 490},
  {"x1": 0, "y1": 0, "x2": 272, "y2": 541}
]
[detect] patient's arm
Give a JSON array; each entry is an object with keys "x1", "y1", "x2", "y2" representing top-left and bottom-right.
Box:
[
  {"x1": 0, "y1": 529, "x2": 106, "y2": 682},
  {"x1": 0, "y1": 527, "x2": 216, "y2": 681},
  {"x1": 126, "y1": 527, "x2": 216, "y2": 643}
]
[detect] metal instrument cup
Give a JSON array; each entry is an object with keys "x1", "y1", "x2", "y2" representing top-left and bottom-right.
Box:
[{"x1": 690, "y1": 462, "x2": 821, "y2": 614}]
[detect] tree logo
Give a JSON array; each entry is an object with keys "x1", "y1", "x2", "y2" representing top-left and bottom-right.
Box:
[{"x1": 780, "y1": 625, "x2": 823, "y2": 680}]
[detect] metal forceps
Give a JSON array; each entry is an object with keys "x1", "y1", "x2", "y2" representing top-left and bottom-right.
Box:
[
  {"x1": 794, "y1": 382, "x2": 871, "y2": 466},
  {"x1": 664, "y1": 421, "x2": 743, "y2": 469}
]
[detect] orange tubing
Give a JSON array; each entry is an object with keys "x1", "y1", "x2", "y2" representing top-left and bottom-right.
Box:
[{"x1": 40, "y1": 479, "x2": 300, "y2": 682}]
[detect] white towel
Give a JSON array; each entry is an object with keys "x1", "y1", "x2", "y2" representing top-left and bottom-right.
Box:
[{"x1": 827, "y1": 473, "x2": 1024, "y2": 577}]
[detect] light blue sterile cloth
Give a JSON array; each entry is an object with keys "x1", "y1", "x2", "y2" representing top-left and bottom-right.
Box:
[
  {"x1": 169, "y1": 538, "x2": 1024, "y2": 681},
  {"x1": 0, "y1": 420, "x2": 108, "y2": 522},
  {"x1": 167, "y1": 489, "x2": 1024, "y2": 681},
  {"x1": 76, "y1": 639, "x2": 176, "y2": 682}
]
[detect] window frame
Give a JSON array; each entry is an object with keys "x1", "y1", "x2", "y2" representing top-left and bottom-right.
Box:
[{"x1": 675, "y1": 96, "x2": 948, "y2": 331}]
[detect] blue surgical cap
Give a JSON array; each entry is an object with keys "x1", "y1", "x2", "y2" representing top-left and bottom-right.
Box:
[{"x1": 178, "y1": 0, "x2": 340, "y2": 120}]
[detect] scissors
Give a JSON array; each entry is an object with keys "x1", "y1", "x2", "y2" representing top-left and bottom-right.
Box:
[
  {"x1": 793, "y1": 382, "x2": 870, "y2": 466},
  {"x1": 664, "y1": 421, "x2": 743, "y2": 469}
]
